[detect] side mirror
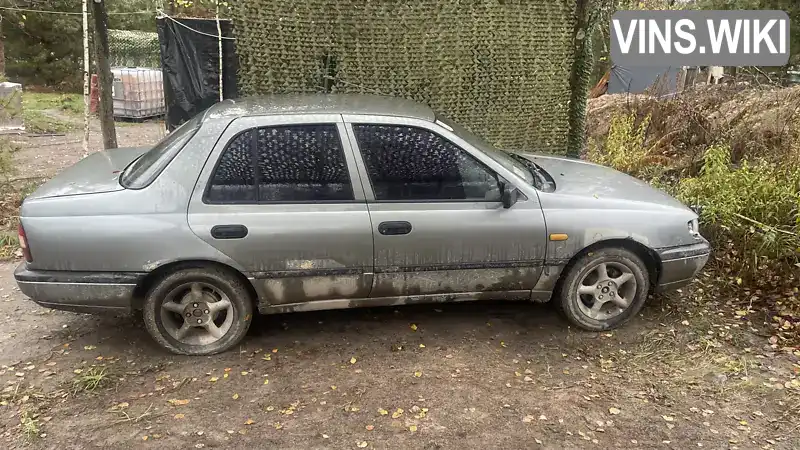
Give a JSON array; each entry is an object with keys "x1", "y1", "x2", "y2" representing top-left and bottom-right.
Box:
[{"x1": 501, "y1": 183, "x2": 519, "y2": 209}]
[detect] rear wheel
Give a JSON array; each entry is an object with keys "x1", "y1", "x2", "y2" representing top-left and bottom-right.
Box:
[
  {"x1": 143, "y1": 267, "x2": 253, "y2": 355},
  {"x1": 556, "y1": 247, "x2": 649, "y2": 331}
]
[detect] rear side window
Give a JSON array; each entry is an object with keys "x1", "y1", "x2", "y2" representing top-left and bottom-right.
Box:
[
  {"x1": 205, "y1": 124, "x2": 354, "y2": 203},
  {"x1": 352, "y1": 124, "x2": 501, "y2": 202}
]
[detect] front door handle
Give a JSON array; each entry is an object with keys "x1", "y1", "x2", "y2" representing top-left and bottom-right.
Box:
[
  {"x1": 211, "y1": 224, "x2": 248, "y2": 239},
  {"x1": 378, "y1": 221, "x2": 412, "y2": 236}
]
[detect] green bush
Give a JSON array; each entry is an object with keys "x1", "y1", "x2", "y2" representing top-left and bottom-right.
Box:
[
  {"x1": 674, "y1": 144, "x2": 800, "y2": 269},
  {"x1": 589, "y1": 112, "x2": 652, "y2": 175}
]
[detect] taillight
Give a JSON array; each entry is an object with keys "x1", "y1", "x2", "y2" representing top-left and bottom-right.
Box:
[{"x1": 18, "y1": 223, "x2": 32, "y2": 263}]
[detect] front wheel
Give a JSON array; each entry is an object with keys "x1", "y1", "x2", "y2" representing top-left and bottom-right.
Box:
[
  {"x1": 143, "y1": 267, "x2": 254, "y2": 355},
  {"x1": 556, "y1": 247, "x2": 650, "y2": 331}
]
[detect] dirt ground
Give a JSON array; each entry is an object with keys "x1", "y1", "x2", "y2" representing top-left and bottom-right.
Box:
[{"x1": 0, "y1": 121, "x2": 799, "y2": 449}]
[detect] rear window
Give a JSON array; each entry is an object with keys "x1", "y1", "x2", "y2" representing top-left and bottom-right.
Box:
[{"x1": 120, "y1": 114, "x2": 203, "y2": 189}]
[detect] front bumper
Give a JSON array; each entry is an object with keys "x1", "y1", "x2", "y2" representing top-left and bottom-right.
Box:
[
  {"x1": 14, "y1": 263, "x2": 144, "y2": 314},
  {"x1": 655, "y1": 238, "x2": 711, "y2": 292}
]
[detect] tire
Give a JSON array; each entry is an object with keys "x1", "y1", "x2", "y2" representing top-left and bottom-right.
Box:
[
  {"x1": 555, "y1": 247, "x2": 650, "y2": 332},
  {"x1": 143, "y1": 266, "x2": 254, "y2": 355}
]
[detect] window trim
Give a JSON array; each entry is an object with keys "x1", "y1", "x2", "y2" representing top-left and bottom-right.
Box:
[
  {"x1": 349, "y1": 122, "x2": 507, "y2": 204},
  {"x1": 202, "y1": 123, "x2": 358, "y2": 205}
]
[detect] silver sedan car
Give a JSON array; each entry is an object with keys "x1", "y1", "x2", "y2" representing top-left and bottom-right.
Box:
[{"x1": 14, "y1": 94, "x2": 709, "y2": 355}]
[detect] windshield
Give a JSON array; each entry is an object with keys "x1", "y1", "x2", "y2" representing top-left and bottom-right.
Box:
[
  {"x1": 120, "y1": 115, "x2": 203, "y2": 189},
  {"x1": 436, "y1": 115, "x2": 535, "y2": 186}
]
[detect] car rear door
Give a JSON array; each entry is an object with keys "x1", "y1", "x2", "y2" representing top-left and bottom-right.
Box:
[
  {"x1": 187, "y1": 114, "x2": 374, "y2": 307},
  {"x1": 343, "y1": 115, "x2": 547, "y2": 300}
]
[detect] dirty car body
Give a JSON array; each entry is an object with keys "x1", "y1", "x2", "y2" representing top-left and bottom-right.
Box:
[{"x1": 14, "y1": 94, "x2": 709, "y2": 353}]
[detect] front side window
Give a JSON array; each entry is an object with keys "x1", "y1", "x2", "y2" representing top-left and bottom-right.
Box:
[
  {"x1": 206, "y1": 124, "x2": 354, "y2": 203},
  {"x1": 352, "y1": 124, "x2": 501, "y2": 202}
]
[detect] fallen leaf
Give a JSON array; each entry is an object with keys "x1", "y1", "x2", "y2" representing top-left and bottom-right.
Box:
[
  {"x1": 241, "y1": 371, "x2": 248, "y2": 376},
  {"x1": 331, "y1": 385, "x2": 337, "y2": 390},
  {"x1": 500, "y1": 341, "x2": 507, "y2": 348},
  {"x1": 168, "y1": 399, "x2": 190, "y2": 406},
  {"x1": 224, "y1": 368, "x2": 232, "y2": 372},
  {"x1": 414, "y1": 371, "x2": 423, "y2": 378},
  {"x1": 223, "y1": 373, "x2": 229, "y2": 379},
  {"x1": 263, "y1": 355, "x2": 272, "y2": 361},
  {"x1": 174, "y1": 413, "x2": 185, "y2": 419},
  {"x1": 272, "y1": 348, "x2": 278, "y2": 353},
  {"x1": 84, "y1": 345, "x2": 96, "y2": 350},
  {"x1": 410, "y1": 324, "x2": 418, "y2": 331},
  {"x1": 274, "y1": 422, "x2": 282, "y2": 429},
  {"x1": 609, "y1": 407, "x2": 621, "y2": 415},
  {"x1": 523, "y1": 415, "x2": 534, "y2": 423},
  {"x1": 245, "y1": 419, "x2": 255, "y2": 425},
  {"x1": 266, "y1": 406, "x2": 275, "y2": 411},
  {"x1": 366, "y1": 425, "x2": 374, "y2": 431},
  {"x1": 350, "y1": 357, "x2": 357, "y2": 364},
  {"x1": 409, "y1": 425, "x2": 417, "y2": 432},
  {"x1": 419, "y1": 344, "x2": 425, "y2": 348},
  {"x1": 233, "y1": 393, "x2": 240, "y2": 400},
  {"x1": 263, "y1": 378, "x2": 269, "y2": 385},
  {"x1": 357, "y1": 442, "x2": 368, "y2": 448},
  {"x1": 73, "y1": 369, "x2": 83, "y2": 374},
  {"x1": 392, "y1": 408, "x2": 404, "y2": 419},
  {"x1": 142, "y1": 436, "x2": 149, "y2": 441},
  {"x1": 209, "y1": 377, "x2": 218, "y2": 382},
  {"x1": 662, "y1": 415, "x2": 674, "y2": 422},
  {"x1": 378, "y1": 408, "x2": 388, "y2": 416}
]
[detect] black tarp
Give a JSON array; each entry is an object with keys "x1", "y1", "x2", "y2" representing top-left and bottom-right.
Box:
[{"x1": 157, "y1": 17, "x2": 238, "y2": 131}]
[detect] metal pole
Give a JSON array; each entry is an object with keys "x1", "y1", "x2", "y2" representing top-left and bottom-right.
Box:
[{"x1": 82, "y1": 0, "x2": 90, "y2": 155}]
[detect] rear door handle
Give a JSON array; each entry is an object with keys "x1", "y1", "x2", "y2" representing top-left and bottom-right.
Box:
[
  {"x1": 378, "y1": 221, "x2": 412, "y2": 236},
  {"x1": 211, "y1": 224, "x2": 248, "y2": 239}
]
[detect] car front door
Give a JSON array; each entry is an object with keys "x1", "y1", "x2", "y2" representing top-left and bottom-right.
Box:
[
  {"x1": 343, "y1": 116, "x2": 547, "y2": 300},
  {"x1": 187, "y1": 114, "x2": 374, "y2": 307}
]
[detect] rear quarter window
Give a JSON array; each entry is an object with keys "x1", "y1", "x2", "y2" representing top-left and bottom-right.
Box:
[{"x1": 120, "y1": 115, "x2": 203, "y2": 189}]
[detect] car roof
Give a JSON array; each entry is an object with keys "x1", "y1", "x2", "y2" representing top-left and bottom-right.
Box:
[{"x1": 204, "y1": 93, "x2": 436, "y2": 122}]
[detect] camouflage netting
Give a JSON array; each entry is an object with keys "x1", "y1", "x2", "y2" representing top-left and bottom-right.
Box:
[
  {"x1": 231, "y1": 0, "x2": 578, "y2": 152},
  {"x1": 108, "y1": 29, "x2": 161, "y2": 68}
]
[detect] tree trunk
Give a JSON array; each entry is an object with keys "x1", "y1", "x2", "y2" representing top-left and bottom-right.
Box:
[
  {"x1": 0, "y1": 19, "x2": 5, "y2": 78},
  {"x1": 91, "y1": 0, "x2": 118, "y2": 149},
  {"x1": 566, "y1": 0, "x2": 593, "y2": 158}
]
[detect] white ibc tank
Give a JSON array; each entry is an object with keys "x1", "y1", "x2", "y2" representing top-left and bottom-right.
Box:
[
  {"x1": 0, "y1": 82, "x2": 24, "y2": 133},
  {"x1": 111, "y1": 67, "x2": 166, "y2": 119}
]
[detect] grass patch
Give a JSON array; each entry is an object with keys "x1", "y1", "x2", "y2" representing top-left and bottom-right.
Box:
[
  {"x1": 22, "y1": 110, "x2": 75, "y2": 134},
  {"x1": 72, "y1": 367, "x2": 111, "y2": 394},
  {"x1": 22, "y1": 92, "x2": 83, "y2": 115},
  {"x1": 0, "y1": 232, "x2": 19, "y2": 260},
  {"x1": 20, "y1": 410, "x2": 40, "y2": 440}
]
